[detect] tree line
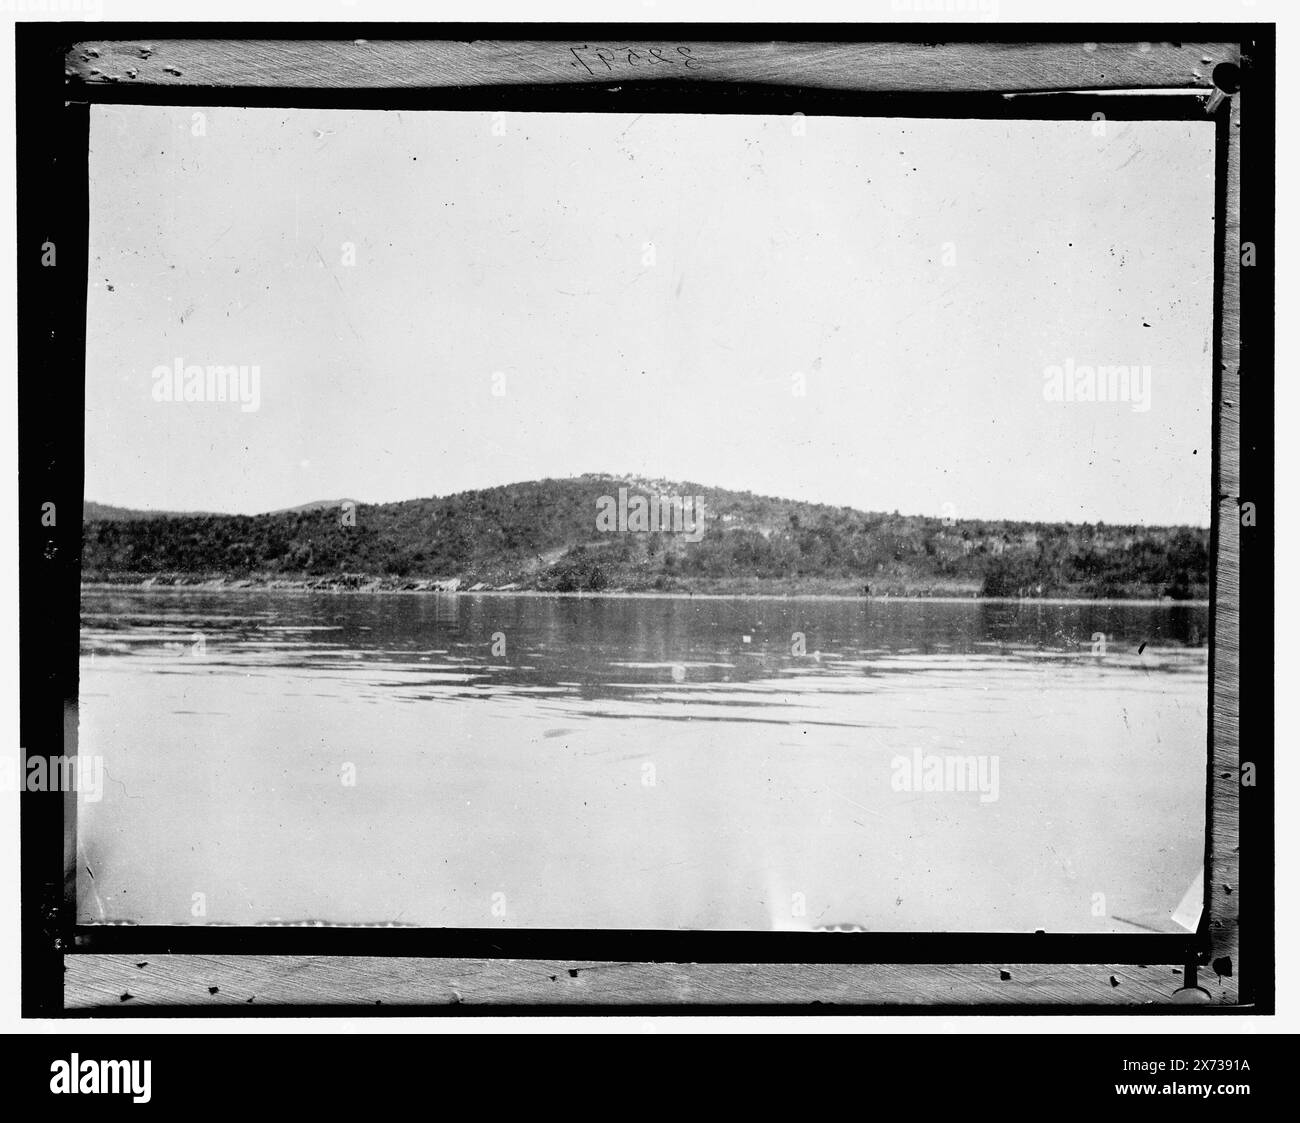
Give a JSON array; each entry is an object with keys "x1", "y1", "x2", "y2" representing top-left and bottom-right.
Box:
[{"x1": 82, "y1": 474, "x2": 1209, "y2": 598}]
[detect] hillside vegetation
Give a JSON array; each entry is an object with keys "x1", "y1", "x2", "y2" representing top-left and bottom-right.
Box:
[{"x1": 81, "y1": 474, "x2": 1210, "y2": 598}]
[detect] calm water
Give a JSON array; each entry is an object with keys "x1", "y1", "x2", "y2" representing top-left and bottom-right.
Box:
[{"x1": 77, "y1": 588, "x2": 1209, "y2": 933}]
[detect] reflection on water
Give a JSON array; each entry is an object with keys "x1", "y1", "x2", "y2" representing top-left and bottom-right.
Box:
[
  {"x1": 81, "y1": 590, "x2": 1208, "y2": 697},
  {"x1": 77, "y1": 588, "x2": 1209, "y2": 933}
]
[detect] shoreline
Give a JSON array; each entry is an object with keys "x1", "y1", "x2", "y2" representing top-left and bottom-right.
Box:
[{"x1": 79, "y1": 579, "x2": 1210, "y2": 608}]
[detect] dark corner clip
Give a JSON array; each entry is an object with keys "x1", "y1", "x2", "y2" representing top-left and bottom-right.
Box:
[{"x1": 1204, "y1": 62, "x2": 1242, "y2": 117}]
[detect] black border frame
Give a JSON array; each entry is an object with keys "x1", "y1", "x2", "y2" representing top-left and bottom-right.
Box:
[{"x1": 17, "y1": 20, "x2": 1274, "y2": 1016}]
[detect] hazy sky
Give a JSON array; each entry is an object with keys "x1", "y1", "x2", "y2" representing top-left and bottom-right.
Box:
[{"x1": 85, "y1": 105, "x2": 1215, "y2": 525}]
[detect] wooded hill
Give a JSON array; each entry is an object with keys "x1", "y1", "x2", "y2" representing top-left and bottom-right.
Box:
[{"x1": 82, "y1": 474, "x2": 1210, "y2": 598}]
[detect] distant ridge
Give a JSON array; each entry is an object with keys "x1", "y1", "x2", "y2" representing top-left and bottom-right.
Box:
[
  {"x1": 83, "y1": 500, "x2": 221, "y2": 522},
  {"x1": 83, "y1": 499, "x2": 359, "y2": 520},
  {"x1": 263, "y1": 499, "x2": 362, "y2": 516},
  {"x1": 81, "y1": 473, "x2": 1210, "y2": 599}
]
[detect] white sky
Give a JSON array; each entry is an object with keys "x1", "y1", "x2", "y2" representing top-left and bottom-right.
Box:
[{"x1": 85, "y1": 105, "x2": 1215, "y2": 525}]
